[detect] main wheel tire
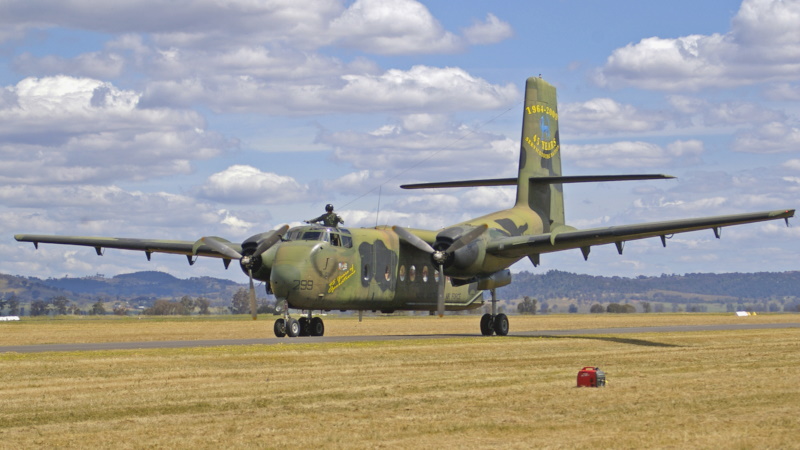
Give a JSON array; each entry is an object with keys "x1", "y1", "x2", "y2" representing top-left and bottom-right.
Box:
[
  {"x1": 310, "y1": 317, "x2": 325, "y2": 336},
  {"x1": 493, "y1": 313, "x2": 509, "y2": 336},
  {"x1": 480, "y1": 313, "x2": 494, "y2": 336},
  {"x1": 273, "y1": 318, "x2": 286, "y2": 338},
  {"x1": 287, "y1": 318, "x2": 301, "y2": 337},
  {"x1": 298, "y1": 317, "x2": 310, "y2": 336}
]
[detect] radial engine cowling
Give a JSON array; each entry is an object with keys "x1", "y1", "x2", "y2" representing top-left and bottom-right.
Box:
[{"x1": 433, "y1": 226, "x2": 487, "y2": 278}]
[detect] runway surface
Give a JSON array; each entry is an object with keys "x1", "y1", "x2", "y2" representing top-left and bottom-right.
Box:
[{"x1": 2, "y1": 322, "x2": 797, "y2": 354}]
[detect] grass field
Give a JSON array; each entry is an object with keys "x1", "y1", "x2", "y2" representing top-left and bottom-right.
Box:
[{"x1": 1, "y1": 314, "x2": 799, "y2": 448}]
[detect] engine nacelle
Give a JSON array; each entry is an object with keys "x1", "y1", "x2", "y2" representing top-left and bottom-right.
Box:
[{"x1": 433, "y1": 226, "x2": 488, "y2": 278}]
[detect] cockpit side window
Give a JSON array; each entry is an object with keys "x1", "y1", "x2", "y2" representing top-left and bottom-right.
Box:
[
  {"x1": 341, "y1": 235, "x2": 353, "y2": 248},
  {"x1": 330, "y1": 233, "x2": 341, "y2": 246}
]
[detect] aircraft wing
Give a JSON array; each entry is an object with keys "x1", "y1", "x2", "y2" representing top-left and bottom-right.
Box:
[
  {"x1": 485, "y1": 209, "x2": 795, "y2": 260},
  {"x1": 13, "y1": 234, "x2": 239, "y2": 264}
]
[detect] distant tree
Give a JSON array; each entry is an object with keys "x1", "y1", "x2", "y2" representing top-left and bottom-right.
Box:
[
  {"x1": 51, "y1": 296, "x2": 70, "y2": 315},
  {"x1": 7, "y1": 295, "x2": 20, "y2": 316},
  {"x1": 195, "y1": 297, "x2": 211, "y2": 315},
  {"x1": 30, "y1": 299, "x2": 51, "y2": 316},
  {"x1": 539, "y1": 301, "x2": 549, "y2": 314},
  {"x1": 180, "y1": 296, "x2": 195, "y2": 314},
  {"x1": 590, "y1": 303, "x2": 604, "y2": 313},
  {"x1": 113, "y1": 305, "x2": 128, "y2": 316},
  {"x1": 568, "y1": 304, "x2": 578, "y2": 313},
  {"x1": 641, "y1": 302, "x2": 652, "y2": 313},
  {"x1": 144, "y1": 299, "x2": 187, "y2": 315},
  {"x1": 517, "y1": 296, "x2": 537, "y2": 315},
  {"x1": 90, "y1": 300, "x2": 107, "y2": 315},
  {"x1": 230, "y1": 288, "x2": 251, "y2": 315},
  {"x1": 654, "y1": 303, "x2": 665, "y2": 313}
]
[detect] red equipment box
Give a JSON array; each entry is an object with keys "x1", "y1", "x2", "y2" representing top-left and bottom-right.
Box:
[{"x1": 577, "y1": 366, "x2": 606, "y2": 387}]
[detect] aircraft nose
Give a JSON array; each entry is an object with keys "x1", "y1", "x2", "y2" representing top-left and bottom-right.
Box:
[{"x1": 269, "y1": 262, "x2": 299, "y2": 300}]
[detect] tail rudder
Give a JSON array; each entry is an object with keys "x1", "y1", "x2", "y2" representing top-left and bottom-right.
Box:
[{"x1": 515, "y1": 77, "x2": 564, "y2": 231}]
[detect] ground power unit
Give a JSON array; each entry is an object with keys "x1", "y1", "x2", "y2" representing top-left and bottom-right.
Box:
[{"x1": 577, "y1": 366, "x2": 606, "y2": 387}]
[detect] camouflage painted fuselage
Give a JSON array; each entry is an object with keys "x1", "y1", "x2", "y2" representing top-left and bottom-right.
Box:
[{"x1": 260, "y1": 225, "x2": 483, "y2": 312}]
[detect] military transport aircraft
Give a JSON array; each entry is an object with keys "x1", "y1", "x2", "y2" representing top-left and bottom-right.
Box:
[{"x1": 15, "y1": 77, "x2": 795, "y2": 338}]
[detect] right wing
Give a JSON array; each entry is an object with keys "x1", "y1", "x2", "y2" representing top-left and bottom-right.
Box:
[
  {"x1": 13, "y1": 234, "x2": 240, "y2": 266},
  {"x1": 486, "y1": 209, "x2": 795, "y2": 261}
]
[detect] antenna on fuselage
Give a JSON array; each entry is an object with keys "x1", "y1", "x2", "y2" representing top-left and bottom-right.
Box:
[{"x1": 375, "y1": 185, "x2": 382, "y2": 227}]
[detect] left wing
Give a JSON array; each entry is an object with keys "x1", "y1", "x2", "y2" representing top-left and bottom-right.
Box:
[
  {"x1": 13, "y1": 235, "x2": 238, "y2": 266},
  {"x1": 486, "y1": 209, "x2": 795, "y2": 262}
]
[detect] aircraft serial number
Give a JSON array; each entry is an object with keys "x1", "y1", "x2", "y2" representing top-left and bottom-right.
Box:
[{"x1": 293, "y1": 279, "x2": 314, "y2": 290}]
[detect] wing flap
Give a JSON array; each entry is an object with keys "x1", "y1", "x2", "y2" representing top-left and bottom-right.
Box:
[{"x1": 486, "y1": 209, "x2": 795, "y2": 259}]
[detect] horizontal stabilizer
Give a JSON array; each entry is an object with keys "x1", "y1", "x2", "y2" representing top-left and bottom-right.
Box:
[{"x1": 400, "y1": 174, "x2": 674, "y2": 190}]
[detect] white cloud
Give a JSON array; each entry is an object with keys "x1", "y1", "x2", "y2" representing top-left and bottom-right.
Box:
[
  {"x1": 783, "y1": 159, "x2": 800, "y2": 170},
  {"x1": 0, "y1": 76, "x2": 232, "y2": 184},
  {"x1": 463, "y1": 13, "x2": 513, "y2": 45},
  {"x1": 320, "y1": 115, "x2": 518, "y2": 181},
  {"x1": 765, "y1": 83, "x2": 800, "y2": 101},
  {"x1": 560, "y1": 98, "x2": 668, "y2": 134},
  {"x1": 733, "y1": 122, "x2": 800, "y2": 153},
  {"x1": 595, "y1": 0, "x2": 800, "y2": 90},
  {"x1": 567, "y1": 139, "x2": 704, "y2": 169},
  {"x1": 329, "y1": 0, "x2": 462, "y2": 54},
  {"x1": 198, "y1": 165, "x2": 311, "y2": 204},
  {"x1": 140, "y1": 65, "x2": 517, "y2": 114},
  {"x1": 667, "y1": 95, "x2": 785, "y2": 127}
]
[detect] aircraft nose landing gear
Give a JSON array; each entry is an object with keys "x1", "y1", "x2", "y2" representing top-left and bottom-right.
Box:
[
  {"x1": 273, "y1": 305, "x2": 325, "y2": 338},
  {"x1": 480, "y1": 289, "x2": 509, "y2": 336}
]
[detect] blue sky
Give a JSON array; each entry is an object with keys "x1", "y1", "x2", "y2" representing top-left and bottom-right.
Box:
[{"x1": 1, "y1": 0, "x2": 798, "y2": 281}]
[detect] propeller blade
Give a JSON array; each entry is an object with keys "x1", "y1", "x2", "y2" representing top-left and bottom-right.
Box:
[
  {"x1": 201, "y1": 237, "x2": 244, "y2": 260},
  {"x1": 437, "y1": 263, "x2": 445, "y2": 317},
  {"x1": 446, "y1": 224, "x2": 487, "y2": 255},
  {"x1": 248, "y1": 269, "x2": 257, "y2": 320},
  {"x1": 253, "y1": 224, "x2": 289, "y2": 256},
  {"x1": 392, "y1": 226, "x2": 435, "y2": 254}
]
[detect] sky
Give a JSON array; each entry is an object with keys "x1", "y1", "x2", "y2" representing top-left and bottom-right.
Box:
[{"x1": 1, "y1": 0, "x2": 799, "y2": 282}]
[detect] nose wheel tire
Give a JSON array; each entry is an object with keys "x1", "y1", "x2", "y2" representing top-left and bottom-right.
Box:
[
  {"x1": 286, "y1": 318, "x2": 301, "y2": 337},
  {"x1": 273, "y1": 319, "x2": 286, "y2": 338}
]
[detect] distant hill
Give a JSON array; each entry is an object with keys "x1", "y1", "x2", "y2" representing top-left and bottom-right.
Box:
[
  {"x1": 1, "y1": 271, "x2": 247, "y2": 306},
  {"x1": 497, "y1": 270, "x2": 800, "y2": 311}
]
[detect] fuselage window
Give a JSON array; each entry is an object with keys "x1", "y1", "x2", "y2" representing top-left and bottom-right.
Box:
[
  {"x1": 422, "y1": 266, "x2": 429, "y2": 282},
  {"x1": 363, "y1": 264, "x2": 370, "y2": 281},
  {"x1": 434, "y1": 268, "x2": 440, "y2": 283},
  {"x1": 384, "y1": 266, "x2": 390, "y2": 281},
  {"x1": 399, "y1": 265, "x2": 406, "y2": 282},
  {"x1": 409, "y1": 265, "x2": 416, "y2": 282}
]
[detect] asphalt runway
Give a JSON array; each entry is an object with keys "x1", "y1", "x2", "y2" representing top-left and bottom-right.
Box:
[{"x1": 2, "y1": 322, "x2": 797, "y2": 354}]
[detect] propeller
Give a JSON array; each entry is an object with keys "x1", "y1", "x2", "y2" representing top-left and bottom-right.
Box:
[
  {"x1": 393, "y1": 224, "x2": 487, "y2": 317},
  {"x1": 199, "y1": 224, "x2": 289, "y2": 320}
]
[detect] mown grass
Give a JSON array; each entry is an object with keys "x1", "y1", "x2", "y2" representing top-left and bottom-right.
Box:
[
  {"x1": 3, "y1": 312, "x2": 799, "y2": 346},
  {"x1": 1, "y1": 315, "x2": 799, "y2": 448}
]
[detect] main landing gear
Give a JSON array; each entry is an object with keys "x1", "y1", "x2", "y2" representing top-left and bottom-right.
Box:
[
  {"x1": 480, "y1": 289, "x2": 509, "y2": 336},
  {"x1": 273, "y1": 306, "x2": 325, "y2": 338}
]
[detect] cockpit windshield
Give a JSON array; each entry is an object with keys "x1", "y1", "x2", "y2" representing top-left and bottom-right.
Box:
[
  {"x1": 283, "y1": 227, "x2": 352, "y2": 248},
  {"x1": 300, "y1": 231, "x2": 324, "y2": 241}
]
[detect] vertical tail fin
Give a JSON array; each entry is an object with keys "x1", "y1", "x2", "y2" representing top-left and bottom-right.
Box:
[{"x1": 515, "y1": 77, "x2": 564, "y2": 232}]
